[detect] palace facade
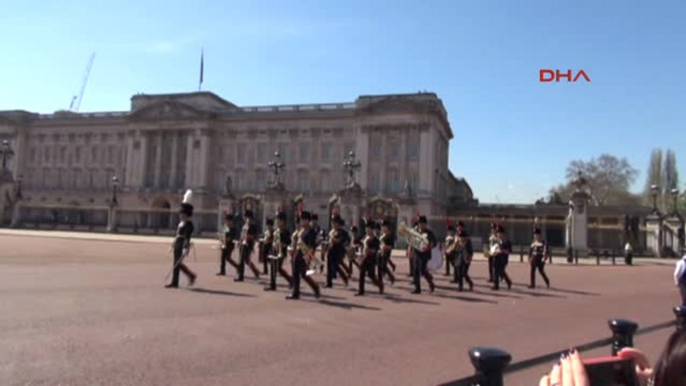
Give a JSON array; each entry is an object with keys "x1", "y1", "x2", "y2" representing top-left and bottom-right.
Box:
[{"x1": 0, "y1": 91, "x2": 475, "y2": 233}]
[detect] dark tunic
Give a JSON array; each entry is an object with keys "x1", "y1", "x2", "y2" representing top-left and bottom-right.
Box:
[
  {"x1": 241, "y1": 222, "x2": 258, "y2": 250},
  {"x1": 222, "y1": 226, "x2": 235, "y2": 250},
  {"x1": 380, "y1": 233, "x2": 395, "y2": 258},
  {"x1": 330, "y1": 228, "x2": 351, "y2": 255},
  {"x1": 175, "y1": 220, "x2": 194, "y2": 253}
]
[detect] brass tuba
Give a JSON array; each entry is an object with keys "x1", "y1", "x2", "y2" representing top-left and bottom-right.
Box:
[{"x1": 398, "y1": 221, "x2": 429, "y2": 251}]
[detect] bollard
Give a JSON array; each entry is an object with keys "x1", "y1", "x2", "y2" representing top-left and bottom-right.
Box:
[
  {"x1": 608, "y1": 319, "x2": 639, "y2": 356},
  {"x1": 468, "y1": 347, "x2": 512, "y2": 386},
  {"x1": 674, "y1": 306, "x2": 686, "y2": 332},
  {"x1": 574, "y1": 249, "x2": 579, "y2": 265},
  {"x1": 596, "y1": 250, "x2": 600, "y2": 265},
  {"x1": 611, "y1": 250, "x2": 616, "y2": 265}
]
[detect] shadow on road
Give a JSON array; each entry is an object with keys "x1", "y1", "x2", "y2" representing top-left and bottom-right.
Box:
[{"x1": 186, "y1": 287, "x2": 257, "y2": 298}]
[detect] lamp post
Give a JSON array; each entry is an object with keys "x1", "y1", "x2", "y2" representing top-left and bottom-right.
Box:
[
  {"x1": 671, "y1": 188, "x2": 680, "y2": 215},
  {"x1": 111, "y1": 176, "x2": 119, "y2": 206},
  {"x1": 107, "y1": 176, "x2": 119, "y2": 233},
  {"x1": 651, "y1": 184, "x2": 660, "y2": 213}
]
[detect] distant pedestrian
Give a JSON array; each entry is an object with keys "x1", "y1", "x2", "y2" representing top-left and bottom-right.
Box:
[
  {"x1": 674, "y1": 249, "x2": 686, "y2": 306},
  {"x1": 624, "y1": 241, "x2": 634, "y2": 266}
]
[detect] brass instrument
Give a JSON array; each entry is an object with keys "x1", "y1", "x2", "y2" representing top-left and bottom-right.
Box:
[
  {"x1": 268, "y1": 228, "x2": 284, "y2": 260},
  {"x1": 398, "y1": 221, "x2": 429, "y2": 251},
  {"x1": 444, "y1": 235, "x2": 459, "y2": 255},
  {"x1": 292, "y1": 229, "x2": 324, "y2": 276}
]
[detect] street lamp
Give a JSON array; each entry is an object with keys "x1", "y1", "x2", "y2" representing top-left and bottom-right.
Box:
[
  {"x1": 111, "y1": 176, "x2": 119, "y2": 206},
  {"x1": 342, "y1": 151, "x2": 361, "y2": 188},
  {"x1": 651, "y1": 184, "x2": 660, "y2": 213},
  {"x1": 671, "y1": 188, "x2": 679, "y2": 214}
]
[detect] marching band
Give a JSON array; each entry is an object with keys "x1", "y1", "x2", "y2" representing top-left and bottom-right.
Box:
[{"x1": 164, "y1": 191, "x2": 555, "y2": 300}]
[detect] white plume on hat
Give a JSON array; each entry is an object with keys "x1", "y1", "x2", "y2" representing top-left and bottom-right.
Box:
[{"x1": 183, "y1": 189, "x2": 193, "y2": 204}]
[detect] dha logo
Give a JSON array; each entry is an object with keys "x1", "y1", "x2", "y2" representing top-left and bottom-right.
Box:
[{"x1": 539, "y1": 69, "x2": 591, "y2": 83}]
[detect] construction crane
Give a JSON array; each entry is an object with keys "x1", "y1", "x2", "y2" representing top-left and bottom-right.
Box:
[{"x1": 69, "y1": 52, "x2": 96, "y2": 112}]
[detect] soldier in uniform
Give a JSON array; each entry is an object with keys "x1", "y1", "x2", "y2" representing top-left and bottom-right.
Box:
[
  {"x1": 378, "y1": 220, "x2": 396, "y2": 286},
  {"x1": 348, "y1": 225, "x2": 363, "y2": 277},
  {"x1": 356, "y1": 220, "x2": 383, "y2": 296},
  {"x1": 492, "y1": 225, "x2": 513, "y2": 290},
  {"x1": 287, "y1": 211, "x2": 321, "y2": 300},
  {"x1": 444, "y1": 225, "x2": 457, "y2": 277},
  {"x1": 217, "y1": 214, "x2": 239, "y2": 276},
  {"x1": 165, "y1": 190, "x2": 197, "y2": 288},
  {"x1": 235, "y1": 210, "x2": 260, "y2": 282},
  {"x1": 411, "y1": 216, "x2": 437, "y2": 294},
  {"x1": 311, "y1": 213, "x2": 325, "y2": 273},
  {"x1": 325, "y1": 214, "x2": 350, "y2": 288},
  {"x1": 528, "y1": 227, "x2": 551, "y2": 289},
  {"x1": 455, "y1": 230, "x2": 474, "y2": 291},
  {"x1": 264, "y1": 212, "x2": 293, "y2": 291},
  {"x1": 259, "y1": 218, "x2": 275, "y2": 276},
  {"x1": 406, "y1": 220, "x2": 420, "y2": 277}
]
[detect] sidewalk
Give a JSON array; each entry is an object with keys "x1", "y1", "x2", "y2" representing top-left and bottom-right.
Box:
[{"x1": 0, "y1": 228, "x2": 218, "y2": 245}]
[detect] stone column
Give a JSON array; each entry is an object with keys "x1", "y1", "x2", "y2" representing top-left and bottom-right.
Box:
[
  {"x1": 153, "y1": 132, "x2": 162, "y2": 188},
  {"x1": 10, "y1": 202, "x2": 22, "y2": 228},
  {"x1": 339, "y1": 186, "x2": 363, "y2": 229},
  {"x1": 170, "y1": 133, "x2": 178, "y2": 189},
  {"x1": 566, "y1": 190, "x2": 590, "y2": 257}
]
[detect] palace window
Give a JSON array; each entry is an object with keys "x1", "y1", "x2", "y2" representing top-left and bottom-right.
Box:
[
  {"x1": 237, "y1": 144, "x2": 246, "y2": 164},
  {"x1": 256, "y1": 169, "x2": 267, "y2": 190},
  {"x1": 44, "y1": 147, "x2": 50, "y2": 163},
  {"x1": 278, "y1": 143, "x2": 288, "y2": 163},
  {"x1": 387, "y1": 169, "x2": 399, "y2": 192},
  {"x1": 257, "y1": 143, "x2": 267, "y2": 164},
  {"x1": 408, "y1": 139, "x2": 419, "y2": 160},
  {"x1": 60, "y1": 147, "x2": 66, "y2": 163},
  {"x1": 91, "y1": 146, "x2": 98, "y2": 163},
  {"x1": 369, "y1": 171, "x2": 381, "y2": 193},
  {"x1": 320, "y1": 142, "x2": 332, "y2": 162},
  {"x1": 297, "y1": 170, "x2": 308, "y2": 192},
  {"x1": 388, "y1": 138, "x2": 399, "y2": 160},
  {"x1": 320, "y1": 170, "x2": 330, "y2": 192},
  {"x1": 75, "y1": 146, "x2": 82, "y2": 164},
  {"x1": 30, "y1": 148, "x2": 36, "y2": 164},
  {"x1": 107, "y1": 145, "x2": 114, "y2": 164},
  {"x1": 371, "y1": 135, "x2": 381, "y2": 160},
  {"x1": 299, "y1": 142, "x2": 309, "y2": 163}
]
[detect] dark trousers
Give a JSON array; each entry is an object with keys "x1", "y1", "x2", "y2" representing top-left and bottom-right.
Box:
[
  {"x1": 326, "y1": 249, "x2": 349, "y2": 287},
  {"x1": 445, "y1": 254, "x2": 453, "y2": 275},
  {"x1": 456, "y1": 261, "x2": 473, "y2": 291},
  {"x1": 625, "y1": 252, "x2": 633, "y2": 266},
  {"x1": 260, "y1": 246, "x2": 270, "y2": 274},
  {"x1": 492, "y1": 255, "x2": 512, "y2": 290},
  {"x1": 268, "y1": 257, "x2": 292, "y2": 290},
  {"x1": 219, "y1": 246, "x2": 237, "y2": 275},
  {"x1": 529, "y1": 258, "x2": 550, "y2": 288},
  {"x1": 359, "y1": 256, "x2": 381, "y2": 294},
  {"x1": 679, "y1": 282, "x2": 686, "y2": 306},
  {"x1": 291, "y1": 254, "x2": 319, "y2": 297},
  {"x1": 237, "y1": 245, "x2": 259, "y2": 280},
  {"x1": 412, "y1": 256, "x2": 434, "y2": 292},
  {"x1": 378, "y1": 252, "x2": 395, "y2": 284},
  {"x1": 488, "y1": 257, "x2": 494, "y2": 282},
  {"x1": 171, "y1": 242, "x2": 194, "y2": 287}
]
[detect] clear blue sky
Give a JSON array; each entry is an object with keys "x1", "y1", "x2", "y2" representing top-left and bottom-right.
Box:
[{"x1": 1, "y1": 0, "x2": 685, "y2": 203}]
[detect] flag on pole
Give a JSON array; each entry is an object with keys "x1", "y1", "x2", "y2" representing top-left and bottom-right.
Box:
[{"x1": 199, "y1": 48, "x2": 204, "y2": 91}]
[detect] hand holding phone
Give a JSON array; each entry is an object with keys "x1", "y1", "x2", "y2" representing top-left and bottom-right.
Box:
[{"x1": 583, "y1": 356, "x2": 640, "y2": 386}]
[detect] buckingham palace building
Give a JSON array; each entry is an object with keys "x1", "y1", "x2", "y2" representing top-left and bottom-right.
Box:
[{"x1": 0, "y1": 91, "x2": 476, "y2": 235}]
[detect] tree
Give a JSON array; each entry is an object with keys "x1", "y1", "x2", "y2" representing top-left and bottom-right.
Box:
[
  {"x1": 643, "y1": 149, "x2": 663, "y2": 206},
  {"x1": 642, "y1": 148, "x2": 680, "y2": 212},
  {"x1": 549, "y1": 154, "x2": 639, "y2": 206}
]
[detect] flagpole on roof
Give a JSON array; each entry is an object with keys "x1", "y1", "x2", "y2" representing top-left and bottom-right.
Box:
[{"x1": 199, "y1": 48, "x2": 204, "y2": 92}]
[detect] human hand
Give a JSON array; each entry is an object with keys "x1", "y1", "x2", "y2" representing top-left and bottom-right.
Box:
[
  {"x1": 539, "y1": 349, "x2": 589, "y2": 386},
  {"x1": 617, "y1": 348, "x2": 653, "y2": 386}
]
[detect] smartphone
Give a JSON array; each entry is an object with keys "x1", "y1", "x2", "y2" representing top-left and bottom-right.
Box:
[{"x1": 583, "y1": 356, "x2": 640, "y2": 386}]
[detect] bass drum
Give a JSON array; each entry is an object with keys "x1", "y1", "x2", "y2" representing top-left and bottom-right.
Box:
[{"x1": 427, "y1": 246, "x2": 443, "y2": 272}]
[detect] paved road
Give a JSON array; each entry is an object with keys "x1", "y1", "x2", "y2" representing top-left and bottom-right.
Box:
[{"x1": 0, "y1": 233, "x2": 680, "y2": 385}]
